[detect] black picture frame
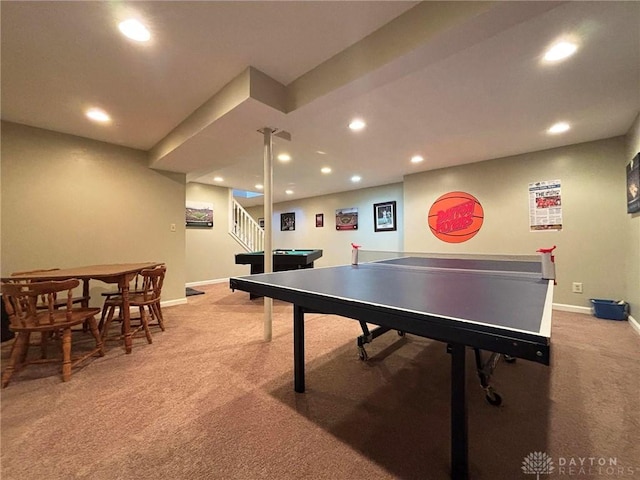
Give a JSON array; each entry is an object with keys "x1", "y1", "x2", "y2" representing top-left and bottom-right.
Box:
[
  {"x1": 280, "y1": 212, "x2": 295, "y2": 231},
  {"x1": 627, "y1": 152, "x2": 640, "y2": 214},
  {"x1": 315, "y1": 213, "x2": 324, "y2": 227},
  {"x1": 374, "y1": 201, "x2": 397, "y2": 232}
]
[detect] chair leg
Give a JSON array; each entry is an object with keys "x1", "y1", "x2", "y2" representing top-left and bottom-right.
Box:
[
  {"x1": 87, "y1": 316, "x2": 105, "y2": 357},
  {"x1": 19, "y1": 332, "x2": 31, "y2": 364},
  {"x1": 98, "y1": 306, "x2": 108, "y2": 332},
  {"x1": 140, "y1": 307, "x2": 152, "y2": 344},
  {"x1": 2, "y1": 333, "x2": 29, "y2": 388},
  {"x1": 61, "y1": 328, "x2": 72, "y2": 382},
  {"x1": 152, "y1": 302, "x2": 165, "y2": 331},
  {"x1": 101, "y1": 305, "x2": 117, "y2": 342}
]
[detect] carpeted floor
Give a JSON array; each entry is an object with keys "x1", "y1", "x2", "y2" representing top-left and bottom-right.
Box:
[{"x1": 1, "y1": 283, "x2": 639, "y2": 480}]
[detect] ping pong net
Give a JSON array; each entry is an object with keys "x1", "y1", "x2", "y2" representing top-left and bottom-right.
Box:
[{"x1": 355, "y1": 249, "x2": 544, "y2": 279}]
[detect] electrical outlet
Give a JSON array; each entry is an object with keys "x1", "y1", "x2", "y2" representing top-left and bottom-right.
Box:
[
  {"x1": 572, "y1": 282, "x2": 583, "y2": 294},
  {"x1": 170, "y1": 223, "x2": 176, "y2": 232}
]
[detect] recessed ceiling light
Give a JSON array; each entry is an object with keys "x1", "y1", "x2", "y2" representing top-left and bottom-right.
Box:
[
  {"x1": 285, "y1": 189, "x2": 294, "y2": 195},
  {"x1": 349, "y1": 119, "x2": 366, "y2": 131},
  {"x1": 316, "y1": 150, "x2": 327, "y2": 155},
  {"x1": 85, "y1": 108, "x2": 111, "y2": 123},
  {"x1": 255, "y1": 184, "x2": 264, "y2": 190},
  {"x1": 351, "y1": 175, "x2": 362, "y2": 183},
  {"x1": 543, "y1": 41, "x2": 578, "y2": 62},
  {"x1": 411, "y1": 155, "x2": 424, "y2": 164},
  {"x1": 321, "y1": 167, "x2": 332, "y2": 174},
  {"x1": 118, "y1": 19, "x2": 151, "y2": 42},
  {"x1": 547, "y1": 122, "x2": 571, "y2": 134},
  {"x1": 277, "y1": 153, "x2": 291, "y2": 162},
  {"x1": 213, "y1": 176, "x2": 223, "y2": 182}
]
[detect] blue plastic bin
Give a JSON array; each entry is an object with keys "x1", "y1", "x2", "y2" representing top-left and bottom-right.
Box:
[{"x1": 590, "y1": 299, "x2": 629, "y2": 321}]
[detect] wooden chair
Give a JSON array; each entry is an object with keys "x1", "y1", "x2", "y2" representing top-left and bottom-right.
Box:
[
  {"x1": 10, "y1": 268, "x2": 91, "y2": 308},
  {"x1": 101, "y1": 266, "x2": 166, "y2": 347},
  {"x1": 1, "y1": 279, "x2": 104, "y2": 388},
  {"x1": 97, "y1": 271, "x2": 160, "y2": 330},
  {"x1": 9, "y1": 268, "x2": 93, "y2": 345}
]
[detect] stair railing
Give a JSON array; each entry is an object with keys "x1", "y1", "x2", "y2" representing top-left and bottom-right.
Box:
[{"x1": 229, "y1": 192, "x2": 263, "y2": 252}]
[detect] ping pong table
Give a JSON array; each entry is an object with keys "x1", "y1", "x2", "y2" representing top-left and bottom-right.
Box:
[{"x1": 229, "y1": 254, "x2": 553, "y2": 480}]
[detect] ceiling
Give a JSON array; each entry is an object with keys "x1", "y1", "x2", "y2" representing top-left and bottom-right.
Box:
[{"x1": 2, "y1": 1, "x2": 639, "y2": 207}]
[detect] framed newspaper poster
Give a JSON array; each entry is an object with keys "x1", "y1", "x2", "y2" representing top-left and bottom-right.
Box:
[{"x1": 529, "y1": 180, "x2": 562, "y2": 231}]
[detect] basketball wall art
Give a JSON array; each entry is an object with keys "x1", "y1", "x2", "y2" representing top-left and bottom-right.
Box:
[{"x1": 428, "y1": 192, "x2": 484, "y2": 243}]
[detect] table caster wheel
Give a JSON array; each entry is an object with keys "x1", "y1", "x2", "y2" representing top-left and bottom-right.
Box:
[
  {"x1": 504, "y1": 355, "x2": 516, "y2": 363},
  {"x1": 358, "y1": 347, "x2": 368, "y2": 361},
  {"x1": 397, "y1": 330, "x2": 405, "y2": 337},
  {"x1": 485, "y1": 388, "x2": 502, "y2": 406}
]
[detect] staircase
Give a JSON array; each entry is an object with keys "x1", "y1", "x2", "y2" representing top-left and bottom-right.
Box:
[{"x1": 229, "y1": 193, "x2": 263, "y2": 252}]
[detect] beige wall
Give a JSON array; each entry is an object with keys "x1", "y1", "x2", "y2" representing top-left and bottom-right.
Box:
[
  {"x1": 193, "y1": 138, "x2": 635, "y2": 316},
  {"x1": 0, "y1": 122, "x2": 187, "y2": 305},
  {"x1": 245, "y1": 183, "x2": 404, "y2": 267},
  {"x1": 5, "y1": 119, "x2": 632, "y2": 317},
  {"x1": 185, "y1": 183, "x2": 247, "y2": 283},
  {"x1": 625, "y1": 113, "x2": 640, "y2": 317},
  {"x1": 404, "y1": 137, "x2": 630, "y2": 308}
]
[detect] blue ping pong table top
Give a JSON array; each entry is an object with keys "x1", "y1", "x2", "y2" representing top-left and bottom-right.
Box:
[{"x1": 231, "y1": 256, "x2": 553, "y2": 339}]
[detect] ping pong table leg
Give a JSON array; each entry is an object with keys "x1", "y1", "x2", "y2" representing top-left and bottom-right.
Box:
[
  {"x1": 473, "y1": 349, "x2": 503, "y2": 406},
  {"x1": 356, "y1": 322, "x2": 402, "y2": 361},
  {"x1": 293, "y1": 305, "x2": 305, "y2": 393},
  {"x1": 450, "y1": 343, "x2": 469, "y2": 480}
]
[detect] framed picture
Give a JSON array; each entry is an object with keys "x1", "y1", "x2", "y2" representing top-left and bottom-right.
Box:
[
  {"x1": 374, "y1": 201, "x2": 397, "y2": 232},
  {"x1": 280, "y1": 212, "x2": 295, "y2": 231},
  {"x1": 627, "y1": 152, "x2": 640, "y2": 214},
  {"x1": 315, "y1": 213, "x2": 324, "y2": 227},
  {"x1": 335, "y1": 208, "x2": 358, "y2": 230},
  {"x1": 186, "y1": 201, "x2": 213, "y2": 228}
]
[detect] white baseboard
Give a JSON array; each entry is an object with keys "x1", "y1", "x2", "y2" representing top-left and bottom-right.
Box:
[
  {"x1": 186, "y1": 278, "x2": 229, "y2": 288},
  {"x1": 629, "y1": 314, "x2": 640, "y2": 336},
  {"x1": 120, "y1": 298, "x2": 186, "y2": 314},
  {"x1": 552, "y1": 303, "x2": 592, "y2": 315},
  {"x1": 554, "y1": 303, "x2": 639, "y2": 336}
]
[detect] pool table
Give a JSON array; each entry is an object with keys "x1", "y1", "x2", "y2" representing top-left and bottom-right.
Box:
[
  {"x1": 235, "y1": 249, "x2": 323, "y2": 275},
  {"x1": 235, "y1": 249, "x2": 323, "y2": 298}
]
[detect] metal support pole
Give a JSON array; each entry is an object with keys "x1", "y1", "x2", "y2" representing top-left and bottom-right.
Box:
[{"x1": 262, "y1": 127, "x2": 274, "y2": 341}]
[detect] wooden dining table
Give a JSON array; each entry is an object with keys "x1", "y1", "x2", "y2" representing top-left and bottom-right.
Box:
[{"x1": 2, "y1": 262, "x2": 163, "y2": 354}]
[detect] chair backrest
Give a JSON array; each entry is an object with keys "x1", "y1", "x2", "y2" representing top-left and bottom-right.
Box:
[
  {"x1": 1, "y1": 279, "x2": 80, "y2": 328},
  {"x1": 9, "y1": 268, "x2": 64, "y2": 303},
  {"x1": 139, "y1": 266, "x2": 166, "y2": 302}
]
